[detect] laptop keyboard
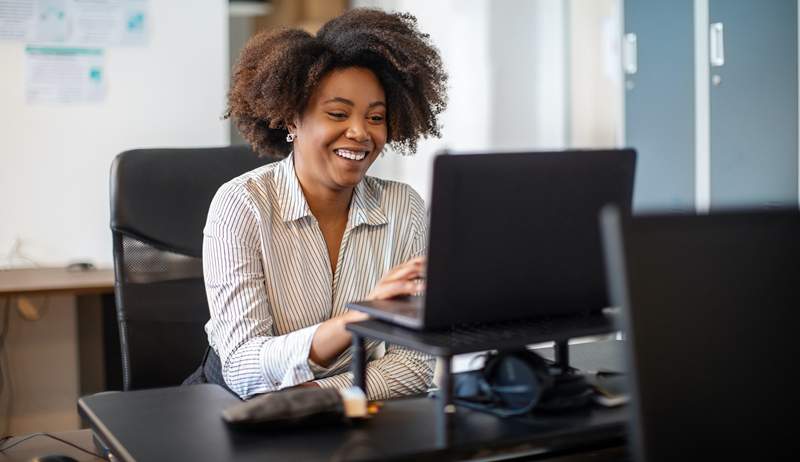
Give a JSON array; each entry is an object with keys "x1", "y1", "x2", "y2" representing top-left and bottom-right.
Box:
[
  {"x1": 425, "y1": 319, "x2": 561, "y2": 347},
  {"x1": 417, "y1": 315, "x2": 612, "y2": 349}
]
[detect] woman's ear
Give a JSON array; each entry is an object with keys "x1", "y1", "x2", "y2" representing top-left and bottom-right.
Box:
[
  {"x1": 287, "y1": 113, "x2": 303, "y2": 135},
  {"x1": 286, "y1": 118, "x2": 301, "y2": 143}
]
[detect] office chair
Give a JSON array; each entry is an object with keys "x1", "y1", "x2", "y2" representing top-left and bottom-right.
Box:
[{"x1": 109, "y1": 145, "x2": 277, "y2": 391}]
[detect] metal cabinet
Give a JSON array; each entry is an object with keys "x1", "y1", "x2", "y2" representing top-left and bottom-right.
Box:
[
  {"x1": 709, "y1": 0, "x2": 798, "y2": 209},
  {"x1": 624, "y1": 0, "x2": 696, "y2": 211},
  {"x1": 624, "y1": 0, "x2": 798, "y2": 211}
]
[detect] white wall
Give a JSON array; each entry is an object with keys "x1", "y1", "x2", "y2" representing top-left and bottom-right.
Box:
[
  {"x1": 354, "y1": 0, "x2": 570, "y2": 202},
  {"x1": 354, "y1": 0, "x2": 492, "y2": 201},
  {"x1": 0, "y1": 0, "x2": 229, "y2": 435},
  {"x1": 491, "y1": 0, "x2": 567, "y2": 151},
  {"x1": 0, "y1": 0, "x2": 230, "y2": 269}
]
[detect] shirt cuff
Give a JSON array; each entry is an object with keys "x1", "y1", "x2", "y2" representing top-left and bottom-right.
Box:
[
  {"x1": 307, "y1": 356, "x2": 335, "y2": 376},
  {"x1": 259, "y1": 323, "x2": 320, "y2": 390}
]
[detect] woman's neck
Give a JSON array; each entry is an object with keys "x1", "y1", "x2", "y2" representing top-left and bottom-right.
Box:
[
  {"x1": 293, "y1": 153, "x2": 354, "y2": 223},
  {"x1": 302, "y1": 184, "x2": 352, "y2": 223}
]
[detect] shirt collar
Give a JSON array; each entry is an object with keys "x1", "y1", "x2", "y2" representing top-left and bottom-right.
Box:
[
  {"x1": 277, "y1": 153, "x2": 312, "y2": 222},
  {"x1": 350, "y1": 176, "x2": 388, "y2": 228},
  {"x1": 277, "y1": 153, "x2": 388, "y2": 228}
]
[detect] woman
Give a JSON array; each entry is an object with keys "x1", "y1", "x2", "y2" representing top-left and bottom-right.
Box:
[{"x1": 202, "y1": 8, "x2": 447, "y2": 400}]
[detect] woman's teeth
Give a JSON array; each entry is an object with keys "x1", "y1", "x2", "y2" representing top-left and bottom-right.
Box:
[{"x1": 335, "y1": 149, "x2": 367, "y2": 161}]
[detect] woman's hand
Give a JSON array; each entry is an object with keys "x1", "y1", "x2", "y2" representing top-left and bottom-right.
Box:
[
  {"x1": 293, "y1": 381, "x2": 321, "y2": 389},
  {"x1": 341, "y1": 309, "x2": 369, "y2": 324},
  {"x1": 366, "y1": 256, "x2": 426, "y2": 300},
  {"x1": 309, "y1": 257, "x2": 426, "y2": 367}
]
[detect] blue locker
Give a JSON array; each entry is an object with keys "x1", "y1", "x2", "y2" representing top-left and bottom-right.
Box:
[
  {"x1": 624, "y1": 0, "x2": 696, "y2": 211},
  {"x1": 709, "y1": 0, "x2": 798, "y2": 209}
]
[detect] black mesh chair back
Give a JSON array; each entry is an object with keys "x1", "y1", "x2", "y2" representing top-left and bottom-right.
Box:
[{"x1": 110, "y1": 146, "x2": 277, "y2": 390}]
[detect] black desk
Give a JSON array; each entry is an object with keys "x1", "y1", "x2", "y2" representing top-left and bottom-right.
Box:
[{"x1": 77, "y1": 341, "x2": 629, "y2": 462}]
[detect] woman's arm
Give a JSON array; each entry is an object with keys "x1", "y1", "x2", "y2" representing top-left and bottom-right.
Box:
[
  {"x1": 309, "y1": 185, "x2": 433, "y2": 398},
  {"x1": 311, "y1": 346, "x2": 434, "y2": 400},
  {"x1": 308, "y1": 311, "x2": 366, "y2": 366},
  {"x1": 308, "y1": 256, "x2": 425, "y2": 366},
  {"x1": 205, "y1": 182, "x2": 324, "y2": 398}
]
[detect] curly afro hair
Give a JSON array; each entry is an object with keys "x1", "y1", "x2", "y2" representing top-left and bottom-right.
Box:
[{"x1": 226, "y1": 8, "x2": 448, "y2": 158}]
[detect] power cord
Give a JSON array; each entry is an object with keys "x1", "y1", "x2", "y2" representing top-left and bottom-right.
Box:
[
  {"x1": 0, "y1": 432, "x2": 109, "y2": 460},
  {"x1": 0, "y1": 298, "x2": 11, "y2": 435},
  {"x1": 1, "y1": 237, "x2": 40, "y2": 269}
]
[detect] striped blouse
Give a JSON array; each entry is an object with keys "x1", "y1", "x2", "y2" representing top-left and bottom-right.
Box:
[{"x1": 202, "y1": 154, "x2": 433, "y2": 399}]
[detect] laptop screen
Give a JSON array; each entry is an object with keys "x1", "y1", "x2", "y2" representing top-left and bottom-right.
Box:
[{"x1": 423, "y1": 149, "x2": 636, "y2": 328}]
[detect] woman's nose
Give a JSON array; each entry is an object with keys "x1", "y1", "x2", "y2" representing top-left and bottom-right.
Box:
[{"x1": 346, "y1": 120, "x2": 369, "y2": 142}]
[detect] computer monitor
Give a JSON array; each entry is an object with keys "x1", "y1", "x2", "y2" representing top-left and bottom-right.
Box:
[{"x1": 601, "y1": 208, "x2": 800, "y2": 461}]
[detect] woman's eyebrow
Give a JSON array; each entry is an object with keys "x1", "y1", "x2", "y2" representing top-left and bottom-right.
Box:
[
  {"x1": 323, "y1": 96, "x2": 354, "y2": 106},
  {"x1": 323, "y1": 97, "x2": 386, "y2": 108}
]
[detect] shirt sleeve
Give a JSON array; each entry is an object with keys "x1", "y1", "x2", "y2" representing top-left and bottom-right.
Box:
[
  {"x1": 312, "y1": 346, "x2": 435, "y2": 400},
  {"x1": 203, "y1": 181, "x2": 319, "y2": 399}
]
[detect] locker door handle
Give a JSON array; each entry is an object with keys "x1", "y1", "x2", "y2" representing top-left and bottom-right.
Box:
[
  {"x1": 623, "y1": 33, "x2": 638, "y2": 74},
  {"x1": 710, "y1": 22, "x2": 725, "y2": 67}
]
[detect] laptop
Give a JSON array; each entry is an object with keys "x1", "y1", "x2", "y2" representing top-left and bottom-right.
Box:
[
  {"x1": 600, "y1": 208, "x2": 800, "y2": 461},
  {"x1": 347, "y1": 149, "x2": 636, "y2": 330}
]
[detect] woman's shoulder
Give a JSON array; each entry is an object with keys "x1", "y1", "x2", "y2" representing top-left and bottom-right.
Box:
[
  {"x1": 364, "y1": 176, "x2": 426, "y2": 214},
  {"x1": 211, "y1": 158, "x2": 285, "y2": 215},
  {"x1": 216, "y1": 158, "x2": 284, "y2": 198}
]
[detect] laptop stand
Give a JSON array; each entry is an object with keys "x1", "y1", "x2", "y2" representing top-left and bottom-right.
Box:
[{"x1": 346, "y1": 312, "x2": 618, "y2": 447}]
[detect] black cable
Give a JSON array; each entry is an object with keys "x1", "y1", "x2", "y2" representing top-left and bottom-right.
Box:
[
  {"x1": 0, "y1": 297, "x2": 11, "y2": 435},
  {"x1": 0, "y1": 297, "x2": 9, "y2": 353},
  {"x1": 0, "y1": 432, "x2": 109, "y2": 460}
]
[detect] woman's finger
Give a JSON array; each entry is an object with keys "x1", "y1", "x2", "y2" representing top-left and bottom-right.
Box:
[
  {"x1": 380, "y1": 265, "x2": 424, "y2": 284},
  {"x1": 379, "y1": 257, "x2": 426, "y2": 282},
  {"x1": 406, "y1": 255, "x2": 426, "y2": 266},
  {"x1": 367, "y1": 278, "x2": 424, "y2": 300}
]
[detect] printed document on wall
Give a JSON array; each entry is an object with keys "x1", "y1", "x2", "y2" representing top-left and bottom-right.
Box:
[
  {"x1": 25, "y1": 46, "x2": 106, "y2": 103},
  {"x1": 0, "y1": 0, "x2": 148, "y2": 45},
  {"x1": 0, "y1": 0, "x2": 35, "y2": 40}
]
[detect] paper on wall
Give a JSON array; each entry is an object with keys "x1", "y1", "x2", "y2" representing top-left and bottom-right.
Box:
[
  {"x1": 0, "y1": 0, "x2": 35, "y2": 40},
  {"x1": 0, "y1": 0, "x2": 148, "y2": 46},
  {"x1": 25, "y1": 45, "x2": 106, "y2": 104}
]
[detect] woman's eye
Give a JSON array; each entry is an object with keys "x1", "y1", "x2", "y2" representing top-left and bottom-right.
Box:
[
  {"x1": 369, "y1": 115, "x2": 385, "y2": 123},
  {"x1": 327, "y1": 112, "x2": 347, "y2": 119}
]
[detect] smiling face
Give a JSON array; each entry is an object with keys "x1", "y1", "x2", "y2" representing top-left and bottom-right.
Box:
[{"x1": 290, "y1": 66, "x2": 387, "y2": 196}]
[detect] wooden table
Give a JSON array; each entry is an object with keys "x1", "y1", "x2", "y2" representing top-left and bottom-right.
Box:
[
  {"x1": 0, "y1": 267, "x2": 114, "y2": 297},
  {"x1": 0, "y1": 267, "x2": 121, "y2": 393}
]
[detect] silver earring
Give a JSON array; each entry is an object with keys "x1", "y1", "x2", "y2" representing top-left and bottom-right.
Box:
[{"x1": 286, "y1": 133, "x2": 296, "y2": 143}]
